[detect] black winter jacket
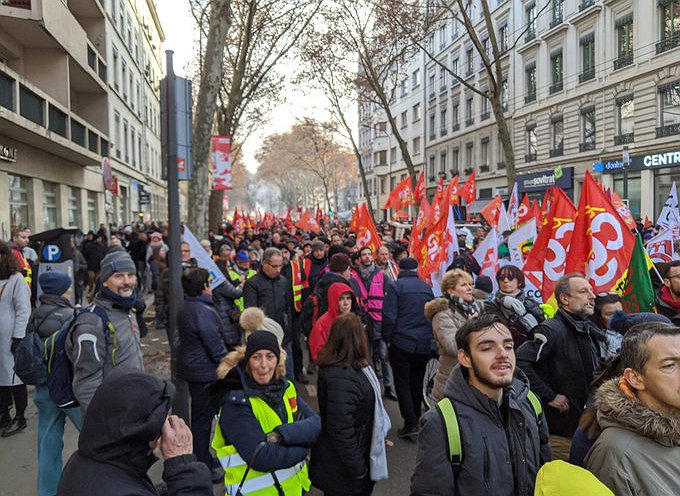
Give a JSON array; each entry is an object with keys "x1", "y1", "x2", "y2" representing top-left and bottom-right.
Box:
[
  {"x1": 243, "y1": 271, "x2": 292, "y2": 341},
  {"x1": 81, "y1": 240, "x2": 106, "y2": 271},
  {"x1": 212, "y1": 281, "x2": 243, "y2": 346},
  {"x1": 32, "y1": 294, "x2": 75, "y2": 339},
  {"x1": 410, "y1": 366, "x2": 551, "y2": 496},
  {"x1": 516, "y1": 309, "x2": 605, "y2": 437},
  {"x1": 177, "y1": 295, "x2": 228, "y2": 383},
  {"x1": 310, "y1": 364, "x2": 375, "y2": 496},
  {"x1": 58, "y1": 369, "x2": 212, "y2": 496}
]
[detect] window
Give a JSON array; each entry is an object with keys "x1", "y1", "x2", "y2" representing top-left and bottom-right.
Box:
[
  {"x1": 19, "y1": 85, "x2": 45, "y2": 126},
  {"x1": 551, "y1": 0, "x2": 564, "y2": 26},
  {"x1": 428, "y1": 70, "x2": 436, "y2": 97},
  {"x1": 440, "y1": 151, "x2": 447, "y2": 175},
  {"x1": 452, "y1": 20, "x2": 459, "y2": 39},
  {"x1": 440, "y1": 106, "x2": 448, "y2": 136},
  {"x1": 616, "y1": 95, "x2": 635, "y2": 143},
  {"x1": 481, "y1": 138, "x2": 489, "y2": 168},
  {"x1": 114, "y1": 112, "x2": 121, "y2": 159},
  {"x1": 380, "y1": 178, "x2": 386, "y2": 195},
  {"x1": 465, "y1": 142, "x2": 474, "y2": 173},
  {"x1": 452, "y1": 148, "x2": 459, "y2": 175},
  {"x1": 551, "y1": 115, "x2": 564, "y2": 156},
  {"x1": 550, "y1": 50, "x2": 563, "y2": 93},
  {"x1": 0, "y1": 72, "x2": 14, "y2": 111},
  {"x1": 68, "y1": 187, "x2": 82, "y2": 227},
  {"x1": 400, "y1": 79, "x2": 407, "y2": 97},
  {"x1": 465, "y1": 96, "x2": 474, "y2": 126},
  {"x1": 658, "y1": 81, "x2": 680, "y2": 137},
  {"x1": 390, "y1": 146, "x2": 397, "y2": 165},
  {"x1": 615, "y1": 14, "x2": 634, "y2": 68},
  {"x1": 465, "y1": 47, "x2": 474, "y2": 75},
  {"x1": 526, "y1": 3, "x2": 537, "y2": 41},
  {"x1": 429, "y1": 112, "x2": 436, "y2": 140},
  {"x1": 580, "y1": 106, "x2": 596, "y2": 151},
  {"x1": 439, "y1": 22, "x2": 448, "y2": 48},
  {"x1": 71, "y1": 120, "x2": 86, "y2": 147},
  {"x1": 429, "y1": 156, "x2": 436, "y2": 179},
  {"x1": 49, "y1": 104, "x2": 67, "y2": 137},
  {"x1": 580, "y1": 34, "x2": 595, "y2": 82},
  {"x1": 118, "y1": 0, "x2": 124, "y2": 31},
  {"x1": 453, "y1": 103, "x2": 460, "y2": 129},
  {"x1": 525, "y1": 63, "x2": 537, "y2": 102},
  {"x1": 658, "y1": 0, "x2": 680, "y2": 53},
  {"x1": 112, "y1": 47, "x2": 119, "y2": 91},
  {"x1": 123, "y1": 120, "x2": 129, "y2": 162},
  {"x1": 481, "y1": 91, "x2": 490, "y2": 120},
  {"x1": 87, "y1": 191, "x2": 98, "y2": 231},
  {"x1": 499, "y1": 24, "x2": 509, "y2": 51},
  {"x1": 8, "y1": 174, "x2": 28, "y2": 230},
  {"x1": 526, "y1": 125, "x2": 537, "y2": 161},
  {"x1": 43, "y1": 181, "x2": 58, "y2": 231},
  {"x1": 111, "y1": 0, "x2": 117, "y2": 19},
  {"x1": 400, "y1": 110, "x2": 408, "y2": 128},
  {"x1": 439, "y1": 66, "x2": 447, "y2": 91},
  {"x1": 122, "y1": 61, "x2": 128, "y2": 100},
  {"x1": 131, "y1": 128, "x2": 136, "y2": 167},
  {"x1": 501, "y1": 78, "x2": 509, "y2": 111},
  {"x1": 412, "y1": 69, "x2": 421, "y2": 88},
  {"x1": 451, "y1": 58, "x2": 459, "y2": 84},
  {"x1": 413, "y1": 137, "x2": 421, "y2": 155}
]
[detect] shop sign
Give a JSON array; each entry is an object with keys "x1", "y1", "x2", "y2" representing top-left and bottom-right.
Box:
[
  {"x1": 593, "y1": 160, "x2": 627, "y2": 173},
  {"x1": 139, "y1": 185, "x2": 151, "y2": 205},
  {"x1": 0, "y1": 145, "x2": 17, "y2": 162},
  {"x1": 631, "y1": 149, "x2": 680, "y2": 171},
  {"x1": 517, "y1": 166, "x2": 574, "y2": 193}
]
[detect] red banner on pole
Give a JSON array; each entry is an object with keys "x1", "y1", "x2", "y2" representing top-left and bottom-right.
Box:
[{"x1": 211, "y1": 136, "x2": 232, "y2": 191}]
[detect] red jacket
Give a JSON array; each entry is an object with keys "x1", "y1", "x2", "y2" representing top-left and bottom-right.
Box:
[{"x1": 309, "y1": 282, "x2": 357, "y2": 362}]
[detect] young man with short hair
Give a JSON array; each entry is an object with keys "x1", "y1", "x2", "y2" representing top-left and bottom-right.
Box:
[{"x1": 411, "y1": 314, "x2": 550, "y2": 495}]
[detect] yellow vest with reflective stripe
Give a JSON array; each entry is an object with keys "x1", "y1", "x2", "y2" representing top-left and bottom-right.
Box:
[
  {"x1": 228, "y1": 269, "x2": 257, "y2": 311},
  {"x1": 212, "y1": 380, "x2": 311, "y2": 496}
]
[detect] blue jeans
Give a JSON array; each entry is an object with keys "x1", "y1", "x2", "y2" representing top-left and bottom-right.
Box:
[{"x1": 34, "y1": 385, "x2": 83, "y2": 496}]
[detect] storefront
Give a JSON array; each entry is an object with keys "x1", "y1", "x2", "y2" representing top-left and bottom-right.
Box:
[{"x1": 516, "y1": 166, "x2": 575, "y2": 202}]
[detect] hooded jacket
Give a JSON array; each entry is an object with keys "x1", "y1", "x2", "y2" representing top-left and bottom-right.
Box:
[
  {"x1": 424, "y1": 298, "x2": 468, "y2": 403},
  {"x1": 585, "y1": 379, "x2": 680, "y2": 496},
  {"x1": 58, "y1": 369, "x2": 212, "y2": 496},
  {"x1": 309, "y1": 282, "x2": 358, "y2": 362},
  {"x1": 410, "y1": 365, "x2": 551, "y2": 496}
]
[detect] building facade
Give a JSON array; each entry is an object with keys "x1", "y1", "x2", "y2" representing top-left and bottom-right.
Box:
[{"x1": 359, "y1": 0, "x2": 680, "y2": 221}]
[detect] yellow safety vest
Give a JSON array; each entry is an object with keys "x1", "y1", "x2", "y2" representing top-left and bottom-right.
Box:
[
  {"x1": 212, "y1": 381, "x2": 311, "y2": 496},
  {"x1": 229, "y1": 269, "x2": 257, "y2": 311}
]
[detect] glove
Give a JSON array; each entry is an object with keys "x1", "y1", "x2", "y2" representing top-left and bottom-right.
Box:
[
  {"x1": 519, "y1": 313, "x2": 539, "y2": 332},
  {"x1": 11, "y1": 338, "x2": 21, "y2": 353},
  {"x1": 502, "y1": 296, "x2": 526, "y2": 316}
]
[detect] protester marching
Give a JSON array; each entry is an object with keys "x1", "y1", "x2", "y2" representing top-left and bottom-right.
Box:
[{"x1": 3, "y1": 168, "x2": 680, "y2": 496}]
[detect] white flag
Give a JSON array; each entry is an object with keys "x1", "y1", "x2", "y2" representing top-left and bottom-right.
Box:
[
  {"x1": 646, "y1": 229, "x2": 680, "y2": 264},
  {"x1": 473, "y1": 230, "x2": 499, "y2": 291},
  {"x1": 507, "y1": 183, "x2": 520, "y2": 227},
  {"x1": 507, "y1": 219, "x2": 537, "y2": 269},
  {"x1": 183, "y1": 225, "x2": 227, "y2": 290},
  {"x1": 432, "y1": 206, "x2": 460, "y2": 297},
  {"x1": 497, "y1": 203, "x2": 513, "y2": 234},
  {"x1": 657, "y1": 182, "x2": 680, "y2": 232}
]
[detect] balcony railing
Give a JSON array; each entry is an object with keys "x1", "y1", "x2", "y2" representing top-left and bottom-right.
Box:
[
  {"x1": 525, "y1": 153, "x2": 537, "y2": 162},
  {"x1": 497, "y1": 161, "x2": 506, "y2": 170},
  {"x1": 579, "y1": 0, "x2": 595, "y2": 11},
  {"x1": 481, "y1": 111, "x2": 490, "y2": 121},
  {"x1": 579, "y1": 67, "x2": 595, "y2": 83},
  {"x1": 1, "y1": 0, "x2": 31, "y2": 8},
  {"x1": 656, "y1": 123, "x2": 680, "y2": 138},
  {"x1": 440, "y1": 127, "x2": 447, "y2": 137},
  {"x1": 550, "y1": 15, "x2": 563, "y2": 28},
  {"x1": 549, "y1": 145, "x2": 564, "y2": 157},
  {"x1": 429, "y1": 133, "x2": 436, "y2": 141},
  {"x1": 613, "y1": 52, "x2": 634, "y2": 70},
  {"x1": 579, "y1": 142, "x2": 596, "y2": 152},
  {"x1": 465, "y1": 118, "x2": 474, "y2": 126},
  {"x1": 525, "y1": 93, "x2": 536, "y2": 104},
  {"x1": 614, "y1": 133, "x2": 634, "y2": 145},
  {"x1": 549, "y1": 81, "x2": 563, "y2": 94},
  {"x1": 480, "y1": 164, "x2": 490, "y2": 173},
  {"x1": 452, "y1": 123, "x2": 460, "y2": 132},
  {"x1": 656, "y1": 33, "x2": 680, "y2": 54},
  {"x1": 525, "y1": 31, "x2": 536, "y2": 43}
]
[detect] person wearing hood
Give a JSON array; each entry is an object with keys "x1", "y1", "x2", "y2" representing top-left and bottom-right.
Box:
[
  {"x1": 211, "y1": 331, "x2": 321, "y2": 495},
  {"x1": 411, "y1": 314, "x2": 551, "y2": 495},
  {"x1": 309, "y1": 282, "x2": 359, "y2": 362},
  {"x1": 66, "y1": 250, "x2": 144, "y2": 414},
  {"x1": 485, "y1": 265, "x2": 544, "y2": 349},
  {"x1": 425, "y1": 269, "x2": 482, "y2": 403},
  {"x1": 58, "y1": 369, "x2": 212, "y2": 496},
  {"x1": 32, "y1": 272, "x2": 83, "y2": 496},
  {"x1": 585, "y1": 322, "x2": 680, "y2": 496}
]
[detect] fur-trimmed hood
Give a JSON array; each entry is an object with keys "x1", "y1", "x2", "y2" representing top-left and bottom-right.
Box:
[
  {"x1": 216, "y1": 345, "x2": 287, "y2": 382},
  {"x1": 595, "y1": 378, "x2": 680, "y2": 446},
  {"x1": 424, "y1": 297, "x2": 450, "y2": 321},
  {"x1": 238, "y1": 307, "x2": 284, "y2": 345}
]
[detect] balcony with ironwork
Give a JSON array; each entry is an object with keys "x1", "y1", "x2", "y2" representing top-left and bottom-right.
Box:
[
  {"x1": 480, "y1": 164, "x2": 490, "y2": 173},
  {"x1": 525, "y1": 92, "x2": 536, "y2": 104},
  {"x1": 465, "y1": 118, "x2": 474, "y2": 127},
  {"x1": 614, "y1": 133, "x2": 634, "y2": 145},
  {"x1": 549, "y1": 145, "x2": 564, "y2": 157},
  {"x1": 656, "y1": 123, "x2": 680, "y2": 138},
  {"x1": 579, "y1": 0, "x2": 595, "y2": 10},
  {"x1": 525, "y1": 30, "x2": 536, "y2": 43},
  {"x1": 550, "y1": 13, "x2": 563, "y2": 28},
  {"x1": 579, "y1": 142, "x2": 596, "y2": 152},
  {"x1": 1, "y1": 0, "x2": 30, "y2": 7},
  {"x1": 481, "y1": 111, "x2": 490, "y2": 121},
  {"x1": 613, "y1": 52, "x2": 634, "y2": 70},
  {"x1": 549, "y1": 80, "x2": 563, "y2": 94},
  {"x1": 452, "y1": 123, "x2": 460, "y2": 132},
  {"x1": 497, "y1": 161, "x2": 506, "y2": 170},
  {"x1": 525, "y1": 153, "x2": 537, "y2": 162},
  {"x1": 579, "y1": 67, "x2": 595, "y2": 83},
  {"x1": 440, "y1": 126, "x2": 447, "y2": 137},
  {"x1": 463, "y1": 167, "x2": 475, "y2": 176},
  {"x1": 656, "y1": 33, "x2": 680, "y2": 54},
  {"x1": 429, "y1": 132, "x2": 436, "y2": 141}
]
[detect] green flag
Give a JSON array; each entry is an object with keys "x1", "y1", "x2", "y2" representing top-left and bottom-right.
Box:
[{"x1": 620, "y1": 233, "x2": 656, "y2": 313}]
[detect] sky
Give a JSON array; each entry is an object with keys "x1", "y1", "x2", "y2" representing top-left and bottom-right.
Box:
[{"x1": 155, "y1": 0, "x2": 334, "y2": 173}]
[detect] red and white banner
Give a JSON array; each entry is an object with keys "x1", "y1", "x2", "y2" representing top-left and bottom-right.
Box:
[
  {"x1": 473, "y1": 229, "x2": 499, "y2": 286},
  {"x1": 211, "y1": 136, "x2": 232, "y2": 191},
  {"x1": 646, "y1": 229, "x2": 679, "y2": 264}
]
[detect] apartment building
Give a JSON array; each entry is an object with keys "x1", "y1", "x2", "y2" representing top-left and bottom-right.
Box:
[
  {"x1": 105, "y1": 0, "x2": 166, "y2": 225},
  {"x1": 360, "y1": 0, "x2": 680, "y2": 221},
  {"x1": 0, "y1": 0, "x2": 109, "y2": 237}
]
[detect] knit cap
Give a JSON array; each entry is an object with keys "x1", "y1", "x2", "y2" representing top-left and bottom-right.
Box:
[
  {"x1": 329, "y1": 253, "x2": 351, "y2": 272},
  {"x1": 244, "y1": 331, "x2": 281, "y2": 363},
  {"x1": 99, "y1": 250, "x2": 136, "y2": 283},
  {"x1": 399, "y1": 257, "x2": 418, "y2": 270},
  {"x1": 39, "y1": 271, "x2": 72, "y2": 296}
]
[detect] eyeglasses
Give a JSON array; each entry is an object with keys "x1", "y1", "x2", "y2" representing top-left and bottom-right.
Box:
[{"x1": 497, "y1": 274, "x2": 516, "y2": 281}]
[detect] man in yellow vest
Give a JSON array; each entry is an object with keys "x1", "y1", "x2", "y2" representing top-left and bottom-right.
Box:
[
  {"x1": 228, "y1": 250, "x2": 257, "y2": 311},
  {"x1": 280, "y1": 245, "x2": 307, "y2": 384}
]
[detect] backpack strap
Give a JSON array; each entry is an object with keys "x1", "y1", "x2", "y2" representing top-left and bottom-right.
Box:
[
  {"x1": 527, "y1": 390, "x2": 543, "y2": 423},
  {"x1": 88, "y1": 305, "x2": 118, "y2": 366},
  {"x1": 435, "y1": 397, "x2": 462, "y2": 471}
]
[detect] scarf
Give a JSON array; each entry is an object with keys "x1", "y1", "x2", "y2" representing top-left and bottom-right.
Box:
[
  {"x1": 450, "y1": 296, "x2": 481, "y2": 318},
  {"x1": 660, "y1": 286, "x2": 680, "y2": 311},
  {"x1": 101, "y1": 287, "x2": 138, "y2": 310},
  {"x1": 361, "y1": 366, "x2": 390, "y2": 481}
]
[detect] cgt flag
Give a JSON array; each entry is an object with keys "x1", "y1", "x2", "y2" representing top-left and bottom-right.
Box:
[
  {"x1": 355, "y1": 203, "x2": 382, "y2": 254},
  {"x1": 211, "y1": 136, "x2": 232, "y2": 191},
  {"x1": 384, "y1": 176, "x2": 415, "y2": 211},
  {"x1": 459, "y1": 172, "x2": 476, "y2": 205}
]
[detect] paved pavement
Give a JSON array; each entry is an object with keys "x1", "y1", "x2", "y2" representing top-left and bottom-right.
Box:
[{"x1": 0, "y1": 307, "x2": 419, "y2": 496}]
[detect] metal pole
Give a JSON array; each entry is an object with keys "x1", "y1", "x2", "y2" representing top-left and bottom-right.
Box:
[
  {"x1": 623, "y1": 145, "x2": 629, "y2": 201},
  {"x1": 164, "y1": 50, "x2": 189, "y2": 420}
]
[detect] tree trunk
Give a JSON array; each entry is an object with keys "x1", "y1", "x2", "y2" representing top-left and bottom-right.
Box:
[{"x1": 188, "y1": 0, "x2": 232, "y2": 237}]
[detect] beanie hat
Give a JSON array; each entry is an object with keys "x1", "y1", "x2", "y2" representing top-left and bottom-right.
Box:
[
  {"x1": 329, "y1": 253, "x2": 351, "y2": 273},
  {"x1": 244, "y1": 331, "x2": 281, "y2": 363},
  {"x1": 399, "y1": 257, "x2": 418, "y2": 271},
  {"x1": 236, "y1": 250, "x2": 250, "y2": 263},
  {"x1": 311, "y1": 240, "x2": 325, "y2": 252},
  {"x1": 475, "y1": 275, "x2": 493, "y2": 294},
  {"x1": 609, "y1": 311, "x2": 671, "y2": 334},
  {"x1": 39, "y1": 271, "x2": 72, "y2": 296},
  {"x1": 328, "y1": 244, "x2": 349, "y2": 259},
  {"x1": 99, "y1": 250, "x2": 136, "y2": 283}
]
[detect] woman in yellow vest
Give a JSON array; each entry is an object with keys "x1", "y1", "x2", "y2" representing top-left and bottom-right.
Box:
[{"x1": 212, "y1": 330, "x2": 321, "y2": 495}]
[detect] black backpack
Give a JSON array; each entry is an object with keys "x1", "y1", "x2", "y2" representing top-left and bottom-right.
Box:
[{"x1": 13, "y1": 308, "x2": 67, "y2": 386}]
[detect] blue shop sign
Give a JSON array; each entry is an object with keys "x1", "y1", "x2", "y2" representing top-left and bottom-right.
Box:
[
  {"x1": 593, "y1": 160, "x2": 627, "y2": 173},
  {"x1": 517, "y1": 166, "x2": 574, "y2": 193}
]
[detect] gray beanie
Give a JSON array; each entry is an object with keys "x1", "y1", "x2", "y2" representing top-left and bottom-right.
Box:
[{"x1": 99, "y1": 250, "x2": 137, "y2": 283}]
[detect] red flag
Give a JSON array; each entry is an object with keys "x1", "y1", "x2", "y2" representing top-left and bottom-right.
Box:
[
  {"x1": 529, "y1": 200, "x2": 544, "y2": 227},
  {"x1": 355, "y1": 204, "x2": 381, "y2": 254},
  {"x1": 516, "y1": 194, "x2": 532, "y2": 224},
  {"x1": 565, "y1": 171, "x2": 636, "y2": 295},
  {"x1": 416, "y1": 197, "x2": 431, "y2": 232},
  {"x1": 418, "y1": 210, "x2": 452, "y2": 280},
  {"x1": 541, "y1": 187, "x2": 553, "y2": 217},
  {"x1": 296, "y1": 209, "x2": 321, "y2": 233},
  {"x1": 448, "y1": 176, "x2": 460, "y2": 205},
  {"x1": 611, "y1": 192, "x2": 636, "y2": 229},
  {"x1": 523, "y1": 188, "x2": 576, "y2": 301},
  {"x1": 409, "y1": 216, "x2": 422, "y2": 259},
  {"x1": 384, "y1": 176, "x2": 414, "y2": 211},
  {"x1": 413, "y1": 172, "x2": 426, "y2": 204},
  {"x1": 480, "y1": 195, "x2": 504, "y2": 227},
  {"x1": 350, "y1": 205, "x2": 360, "y2": 232},
  {"x1": 284, "y1": 208, "x2": 294, "y2": 229},
  {"x1": 459, "y1": 172, "x2": 476, "y2": 205},
  {"x1": 643, "y1": 216, "x2": 653, "y2": 230},
  {"x1": 436, "y1": 176, "x2": 444, "y2": 194},
  {"x1": 315, "y1": 204, "x2": 323, "y2": 222}
]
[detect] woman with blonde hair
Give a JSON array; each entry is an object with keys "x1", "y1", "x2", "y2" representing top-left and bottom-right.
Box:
[{"x1": 424, "y1": 269, "x2": 481, "y2": 403}]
